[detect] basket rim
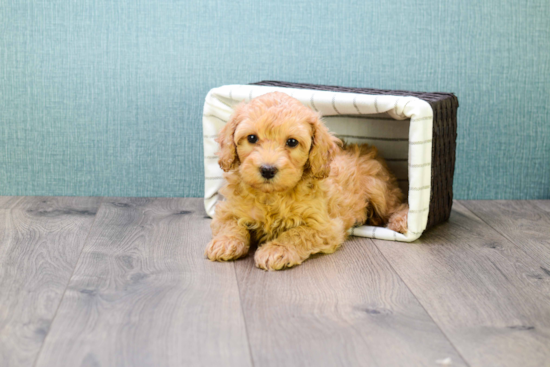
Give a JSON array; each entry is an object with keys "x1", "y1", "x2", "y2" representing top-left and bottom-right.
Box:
[{"x1": 250, "y1": 80, "x2": 459, "y2": 107}]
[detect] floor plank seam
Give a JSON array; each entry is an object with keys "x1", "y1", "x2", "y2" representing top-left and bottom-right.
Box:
[
  {"x1": 31, "y1": 196, "x2": 105, "y2": 367},
  {"x1": 233, "y1": 263, "x2": 256, "y2": 367},
  {"x1": 368, "y1": 238, "x2": 472, "y2": 367},
  {"x1": 458, "y1": 201, "x2": 547, "y2": 270}
]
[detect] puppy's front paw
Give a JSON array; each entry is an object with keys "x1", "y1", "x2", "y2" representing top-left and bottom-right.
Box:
[
  {"x1": 205, "y1": 236, "x2": 249, "y2": 262},
  {"x1": 254, "y1": 242, "x2": 303, "y2": 271}
]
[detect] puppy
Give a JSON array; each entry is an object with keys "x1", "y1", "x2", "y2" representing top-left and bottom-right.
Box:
[{"x1": 205, "y1": 92, "x2": 408, "y2": 270}]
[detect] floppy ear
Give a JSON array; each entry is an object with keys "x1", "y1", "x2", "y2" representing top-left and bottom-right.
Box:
[
  {"x1": 216, "y1": 104, "x2": 245, "y2": 172},
  {"x1": 306, "y1": 115, "x2": 341, "y2": 179}
]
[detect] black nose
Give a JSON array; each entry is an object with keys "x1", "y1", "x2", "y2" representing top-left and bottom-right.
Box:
[{"x1": 260, "y1": 165, "x2": 278, "y2": 179}]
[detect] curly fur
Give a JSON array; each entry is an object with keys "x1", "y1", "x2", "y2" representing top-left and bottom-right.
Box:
[{"x1": 205, "y1": 92, "x2": 408, "y2": 270}]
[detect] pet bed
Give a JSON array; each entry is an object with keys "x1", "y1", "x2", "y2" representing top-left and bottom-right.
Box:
[{"x1": 202, "y1": 81, "x2": 458, "y2": 242}]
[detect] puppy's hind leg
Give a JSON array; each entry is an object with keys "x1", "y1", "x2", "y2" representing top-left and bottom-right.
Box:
[
  {"x1": 386, "y1": 203, "x2": 408, "y2": 234},
  {"x1": 361, "y1": 176, "x2": 408, "y2": 234}
]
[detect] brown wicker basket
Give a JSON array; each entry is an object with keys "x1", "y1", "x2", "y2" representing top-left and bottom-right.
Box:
[{"x1": 250, "y1": 80, "x2": 459, "y2": 230}]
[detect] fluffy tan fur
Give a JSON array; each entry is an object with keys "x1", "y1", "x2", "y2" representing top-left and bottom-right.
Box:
[{"x1": 206, "y1": 92, "x2": 408, "y2": 270}]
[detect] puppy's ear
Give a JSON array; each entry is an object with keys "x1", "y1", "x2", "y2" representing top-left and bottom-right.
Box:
[
  {"x1": 306, "y1": 115, "x2": 341, "y2": 179},
  {"x1": 216, "y1": 103, "x2": 245, "y2": 172}
]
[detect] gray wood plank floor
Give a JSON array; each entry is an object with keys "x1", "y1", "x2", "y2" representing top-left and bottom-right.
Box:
[
  {"x1": 462, "y1": 201, "x2": 550, "y2": 269},
  {"x1": 0, "y1": 197, "x2": 549, "y2": 367},
  {"x1": 374, "y1": 201, "x2": 550, "y2": 367},
  {"x1": 235, "y1": 237, "x2": 467, "y2": 367},
  {"x1": 0, "y1": 197, "x2": 101, "y2": 367},
  {"x1": 34, "y1": 198, "x2": 251, "y2": 367}
]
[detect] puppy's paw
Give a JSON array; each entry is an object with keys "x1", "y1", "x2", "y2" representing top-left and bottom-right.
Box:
[
  {"x1": 205, "y1": 236, "x2": 249, "y2": 262},
  {"x1": 254, "y1": 242, "x2": 303, "y2": 271},
  {"x1": 387, "y1": 207, "x2": 408, "y2": 234}
]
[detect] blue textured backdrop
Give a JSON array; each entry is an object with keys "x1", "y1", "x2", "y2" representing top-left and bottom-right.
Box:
[{"x1": 1, "y1": 0, "x2": 549, "y2": 199}]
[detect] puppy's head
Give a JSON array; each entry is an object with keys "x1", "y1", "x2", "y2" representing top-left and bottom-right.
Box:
[{"x1": 217, "y1": 91, "x2": 340, "y2": 193}]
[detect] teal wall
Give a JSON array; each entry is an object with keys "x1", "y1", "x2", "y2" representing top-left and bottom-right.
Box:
[{"x1": 1, "y1": 0, "x2": 548, "y2": 199}]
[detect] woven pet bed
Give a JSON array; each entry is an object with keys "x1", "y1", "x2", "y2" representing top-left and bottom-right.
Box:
[{"x1": 202, "y1": 81, "x2": 458, "y2": 242}]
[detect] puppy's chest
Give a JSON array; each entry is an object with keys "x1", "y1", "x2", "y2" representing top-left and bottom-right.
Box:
[{"x1": 241, "y1": 200, "x2": 304, "y2": 240}]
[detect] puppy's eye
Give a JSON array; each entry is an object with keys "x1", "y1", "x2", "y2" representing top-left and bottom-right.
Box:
[
  {"x1": 286, "y1": 138, "x2": 299, "y2": 148},
  {"x1": 247, "y1": 135, "x2": 258, "y2": 144}
]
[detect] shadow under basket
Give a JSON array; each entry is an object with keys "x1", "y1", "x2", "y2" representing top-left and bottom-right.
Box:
[{"x1": 202, "y1": 81, "x2": 458, "y2": 242}]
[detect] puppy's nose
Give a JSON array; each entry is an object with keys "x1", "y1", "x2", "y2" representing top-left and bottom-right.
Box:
[{"x1": 260, "y1": 165, "x2": 278, "y2": 179}]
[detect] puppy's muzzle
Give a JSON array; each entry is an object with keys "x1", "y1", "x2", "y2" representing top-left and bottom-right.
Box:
[{"x1": 260, "y1": 165, "x2": 278, "y2": 180}]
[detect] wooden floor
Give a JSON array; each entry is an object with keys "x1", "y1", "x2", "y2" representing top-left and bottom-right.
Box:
[{"x1": 0, "y1": 197, "x2": 549, "y2": 367}]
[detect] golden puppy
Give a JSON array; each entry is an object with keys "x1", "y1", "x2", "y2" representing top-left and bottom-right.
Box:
[{"x1": 205, "y1": 92, "x2": 408, "y2": 270}]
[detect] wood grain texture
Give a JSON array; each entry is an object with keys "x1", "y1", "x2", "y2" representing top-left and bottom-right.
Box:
[
  {"x1": 374, "y1": 201, "x2": 550, "y2": 367},
  {"x1": 34, "y1": 198, "x2": 252, "y2": 367},
  {"x1": 0, "y1": 196, "x2": 101, "y2": 367},
  {"x1": 0, "y1": 196, "x2": 23, "y2": 209},
  {"x1": 462, "y1": 200, "x2": 550, "y2": 268},
  {"x1": 235, "y1": 236, "x2": 467, "y2": 367},
  {"x1": 534, "y1": 200, "x2": 550, "y2": 213}
]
